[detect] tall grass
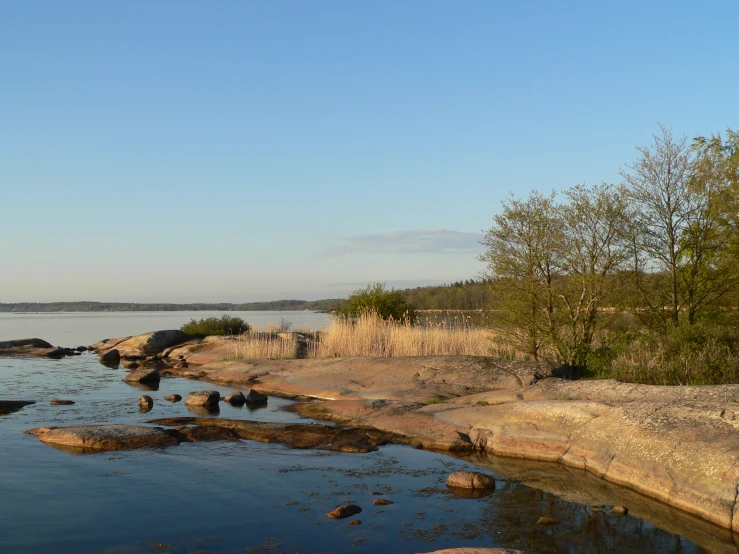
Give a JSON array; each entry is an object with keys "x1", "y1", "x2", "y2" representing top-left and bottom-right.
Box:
[
  {"x1": 309, "y1": 312, "x2": 521, "y2": 358},
  {"x1": 227, "y1": 331, "x2": 299, "y2": 360}
]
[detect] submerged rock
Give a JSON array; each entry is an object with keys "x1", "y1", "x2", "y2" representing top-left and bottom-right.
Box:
[
  {"x1": 327, "y1": 504, "x2": 362, "y2": 519},
  {"x1": 49, "y1": 400, "x2": 75, "y2": 406},
  {"x1": 185, "y1": 390, "x2": 220, "y2": 408},
  {"x1": 0, "y1": 400, "x2": 35, "y2": 415},
  {"x1": 149, "y1": 416, "x2": 400, "y2": 453},
  {"x1": 537, "y1": 516, "x2": 560, "y2": 525},
  {"x1": 164, "y1": 394, "x2": 182, "y2": 403},
  {"x1": 373, "y1": 498, "x2": 394, "y2": 506}
]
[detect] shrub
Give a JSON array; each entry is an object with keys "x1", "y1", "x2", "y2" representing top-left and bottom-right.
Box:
[
  {"x1": 181, "y1": 315, "x2": 250, "y2": 337},
  {"x1": 337, "y1": 283, "x2": 417, "y2": 322},
  {"x1": 586, "y1": 324, "x2": 739, "y2": 385}
]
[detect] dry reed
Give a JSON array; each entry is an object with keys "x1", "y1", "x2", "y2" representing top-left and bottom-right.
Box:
[
  {"x1": 227, "y1": 331, "x2": 298, "y2": 360},
  {"x1": 309, "y1": 312, "x2": 522, "y2": 358}
]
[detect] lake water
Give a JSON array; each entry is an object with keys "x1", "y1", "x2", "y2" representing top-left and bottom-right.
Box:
[{"x1": 0, "y1": 313, "x2": 733, "y2": 553}]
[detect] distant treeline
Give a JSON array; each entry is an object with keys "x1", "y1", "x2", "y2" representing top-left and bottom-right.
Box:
[
  {"x1": 1, "y1": 283, "x2": 494, "y2": 314},
  {"x1": 401, "y1": 280, "x2": 493, "y2": 310},
  {"x1": 0, "y1": 299, "x2": 343, "y2": 313}
]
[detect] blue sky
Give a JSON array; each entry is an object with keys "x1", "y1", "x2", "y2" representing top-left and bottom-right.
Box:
[{"x1": 2, "y1": 1, "x2": 738, "y2": 302}]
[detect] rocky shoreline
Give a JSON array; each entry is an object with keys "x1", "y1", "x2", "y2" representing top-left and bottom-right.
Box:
[{"x1": 8, "y1": 329, "x2": 739, "y2": 535}]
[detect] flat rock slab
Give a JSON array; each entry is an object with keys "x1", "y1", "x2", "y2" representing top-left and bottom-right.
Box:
[
  {"x1": 0, "y1": 400, "x2": 35, "y2": 415},
  {"x1": 25, "y1": 424, "x2": 240, "y2": 453},
  {"x1": 166, "y1": 355, "x2": 553, "y2": 403},
  {"x1": 26, "y1": 424, "x2": 180, "y2": 451},
  {"x1": 149, "y1": 417, "x2": 403, "y2": 453}
]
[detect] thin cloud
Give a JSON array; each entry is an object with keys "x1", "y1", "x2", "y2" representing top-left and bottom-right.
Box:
[{"x1": 326, "y1": 228, "x2": 484, "y2": 256}]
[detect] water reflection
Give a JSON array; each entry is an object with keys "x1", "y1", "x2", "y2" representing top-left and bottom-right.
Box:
[{"x1": 185, "y1": 404, "x2": 220, "y2": 416}]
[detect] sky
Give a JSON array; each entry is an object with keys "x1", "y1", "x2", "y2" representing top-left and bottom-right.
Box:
[{"x1": 1, "y1": 1, "x2": 738, "y2": 302}]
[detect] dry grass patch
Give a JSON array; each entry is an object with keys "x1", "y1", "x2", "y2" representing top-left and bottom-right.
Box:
[{"x1": 308, "y1": 312, "x2": 522, "y2": 358}]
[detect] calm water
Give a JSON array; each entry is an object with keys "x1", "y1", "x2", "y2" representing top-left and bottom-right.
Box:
[{"x1": 0, "y1": 313, "x2": 733, "y2": 553}]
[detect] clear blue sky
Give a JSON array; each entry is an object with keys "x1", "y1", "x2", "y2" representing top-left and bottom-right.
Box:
[{"x1": 2, "y1": 1, "x2": 737, "y2": 302}]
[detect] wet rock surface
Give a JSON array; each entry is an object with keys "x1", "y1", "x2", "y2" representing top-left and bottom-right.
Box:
[
  {"x1": 149, "y1": 417, "x2": 402, "y2": 453},
  {"x1": 49, "y1": 400, "x2": 75, "y2": 406}
]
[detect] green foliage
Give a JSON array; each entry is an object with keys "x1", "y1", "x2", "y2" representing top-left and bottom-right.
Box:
[
  {"x1": 337, "y1": 283, "x2": 417, "y2": 323},
  {"x1": 584, "y1": 325, "x2": 739, "y2": 385},
  {"x1": 181, "y1": 315, "x2": 251, "y2": 337}
]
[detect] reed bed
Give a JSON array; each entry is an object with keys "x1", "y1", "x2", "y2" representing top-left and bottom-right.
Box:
[
  {"x1": 309, "y1": 312, "x2": 522, "y2": 358},
  {"x1": 227, "y1": 331, "x2": 298, "y2": 360}
]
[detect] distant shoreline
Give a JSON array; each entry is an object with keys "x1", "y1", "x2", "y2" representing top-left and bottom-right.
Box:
[{"x1": 0, "y1": 300, "x2": 342, "y2": 314}]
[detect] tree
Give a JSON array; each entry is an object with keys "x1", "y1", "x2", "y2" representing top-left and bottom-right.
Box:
[
  {"x1": 480, "y1": 191, "x2": 562, "y2": 361},
  {"x1": 620, "y1": 125, "x2": 696, "y2": 326},
  {"x1": 337, "y1": 283, "x2": 417, "y2": 322},
  {"x1": 621, "y1": 125, "x2": 739, "y2": 326},
  {"x1": 480, "y1": 185, "x2": 630, "y2": 366}
]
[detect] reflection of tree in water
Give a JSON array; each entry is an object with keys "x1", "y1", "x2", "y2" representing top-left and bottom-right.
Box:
[{"x1": 477, "y1": 480, "x2": 707, "y2": 553}]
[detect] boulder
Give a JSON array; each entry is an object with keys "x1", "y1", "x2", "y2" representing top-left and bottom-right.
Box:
[
  {"x1": 164, "y1": 394, "x2": 182, "y2": 403},
  {"x1": 99, "y1": 349, "x2": 120, "y2": 365},
  {"x1": 109, "y1": 330, "x2": 190, "y2": 359},
  {"x1": 184, "y1": 390, "x2": 220, "y2": 408},
  {"x1": 0, "y1": 339, "x2": 74, "y2": 359},
  {"x1": 537, "y1": 516, "x2": 560, "y2": 525},
  {"x1": 446, "y1": 471, "x2": 496, "y2": 490},
  {"x1": 49, "y1": 400, "x2": 75, "y2": 406},
  {"x1": 139, "y1": 395, "x2": 154, "y2": 411},
  {"x1": 327, "y1": 504, "x2": 362, "y2": 519},
  {"x1": 612, "y1": 505, "x2": 629, "y2": 515},
  {"x1": 245, "y1": 389, "x2": 268, "y2": 404},
  {"x1": 373, "y1": 498, "x2": 394, "y2": 506},
  {"x1": 124, "y1": 367, "x2": 160, "y2": 384},
  {"x1": 26, "y1": 424, "x2": 179, "y2": 451},
  {"x1": 123, "y1": 361, "x2": 140, "y2": 370},
  {"x1": 224, "y1": 391, "x2": 246, "y2": 405}
]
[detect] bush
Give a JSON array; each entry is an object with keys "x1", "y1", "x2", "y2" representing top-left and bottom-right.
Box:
[
  {"x1": 337, "y1": 283, "x2": 417, "y2": 323},
  {"x1": 585, "y1": 324, "x2": 739, "y2": 385},
  {"x1": 181, "y1": 315, "x2": 251, "y2": 337}
]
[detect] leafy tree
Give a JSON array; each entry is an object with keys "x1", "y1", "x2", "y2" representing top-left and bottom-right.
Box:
[
  {"x1": 337, "y1": 283, "x2": 417, "y2": 322},
  {"x1": 480, "y1": 185, "x2": 630, "y2": 366}
]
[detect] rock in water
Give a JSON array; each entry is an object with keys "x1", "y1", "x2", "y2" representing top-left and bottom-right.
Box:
[
  {"x1": 327, "y1": 504, "x2": 362, "y2": 519},
  {"x1": 445, "y1": 471, "x2": 495, "y2": 490},
  {"x1": 139, "y1": 395, "x2": 154, "y2": 411},
  {"x1": 124, "y1": 367, "x2": 161, "y2": 384},
  {"x1": 245, "y1": 389, "x2": 268, "y2": 404},
  {"x1": 49, "y1": 400, "x2": 75, "y2": 406},
  {"x1": 185, "y1": 390, "x2": 220, "y2": 408},
  {"x1": 224, "y1": 391, "x2": 246, "y2": 405},
  {"x1": 537, "y1": 516, "x2": 560, "y2": 525},
  {"x1": 612, "y1": 505, "x2": 629, "y2": 515},
  {"x1": 99, "y1": 349, "x2": 120, "y2": 364},
  {"x1": 373, "y1": 498, "x2": 394, "y2": 506},
  {"x1": 164, "y1": 394, "x2": 182, "y2": 403},
  {"x1": 25, "y1": 424, "x2": 179, "y2": 451}
]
